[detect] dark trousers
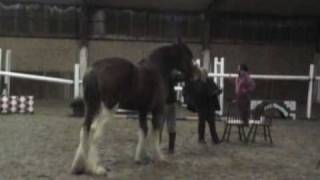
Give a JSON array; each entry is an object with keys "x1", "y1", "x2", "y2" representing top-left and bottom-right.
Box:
[
  {"x1": 198, "y1": 107, "x2": 220, "y2": 143},
  {"x1": 236, "y1": 97, "x2": 250, "y2": 125}
]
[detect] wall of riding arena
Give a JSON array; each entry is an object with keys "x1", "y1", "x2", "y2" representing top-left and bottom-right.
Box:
[
  {"x1": 0, "y1": 35, "x2": 317, "y2": 106},
  {"x1": 210, "y1": 43, "x2": 316, "y2": 105},
  {"x1": 88, "y1": 40, "x2": 203, "y2": 64},
  {"x1": 0, "y1": 37, "x2": 79, "y2": 99},
  {"x1": 0, "y1": 37, "x2": 203, "y2": 99}
]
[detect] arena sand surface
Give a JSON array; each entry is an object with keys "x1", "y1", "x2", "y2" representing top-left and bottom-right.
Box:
[{"x1": 0, "y1": 100, "x2": 320, "y2": 180}]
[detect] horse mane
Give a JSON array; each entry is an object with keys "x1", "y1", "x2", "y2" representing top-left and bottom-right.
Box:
[{"x1": 136, "y1": 44, "x2": 177, "y2": 78}]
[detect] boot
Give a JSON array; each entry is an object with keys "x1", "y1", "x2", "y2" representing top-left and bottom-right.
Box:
[
  {"x1": 198, "y1": 116, "x2": 206, "y2": 144},
  {"x1": 168, "y1": 132, "x2": 176, "y2": 154},
  {"x1": 209, "y1": 121, "x2": 220, "y2": 144}
]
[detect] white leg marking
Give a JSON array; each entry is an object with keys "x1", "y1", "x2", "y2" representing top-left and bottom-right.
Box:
[
  {"x1": 87, "y1": 105, "x2": 113, "y2": 175},
  {"x1": 153, "y1": 129, "x2": 164, "y2": 161},
  {"x1": 71, "y1": 127, "x2": 89, "y2": 174},
  {"x1": 135, "y1": 129, "x2": 145, "y2": 162}
]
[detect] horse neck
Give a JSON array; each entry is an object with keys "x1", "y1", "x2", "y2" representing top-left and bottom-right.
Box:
[
  {"x1": 144, "y1": 58, "x2": 174, "y2": 83},
  {"x1": 148, "y1": 47, "x2": 176, "y2": 78}
]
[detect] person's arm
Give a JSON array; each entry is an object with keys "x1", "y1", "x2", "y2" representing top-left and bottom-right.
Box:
[
  {"x1": 248, "y1": 77, "x2": 255, "y2": 92},
  {"x1": 235, "y1": 78, "x2": 240, "y2": 96},
  {"x1": 182, "y1": 82, "x2": 197, "y2": 112}
]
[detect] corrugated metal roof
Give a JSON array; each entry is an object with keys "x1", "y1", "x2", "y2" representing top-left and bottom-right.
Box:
[
  {"x1": 1, "y1": 0, "x2": 82, "y2": 5},
  {"x1": 2, "y1": 0, "x2": 320, "y2": 16}
]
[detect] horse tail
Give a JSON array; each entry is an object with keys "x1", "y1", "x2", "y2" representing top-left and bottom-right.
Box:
[{"x1": 83, "y1": 69, "x2": 101, "y2": 131}]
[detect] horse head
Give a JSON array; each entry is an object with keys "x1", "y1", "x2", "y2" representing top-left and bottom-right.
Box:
[{"x1": 171, "y1": 38, "x2": 197, "y2": 81}]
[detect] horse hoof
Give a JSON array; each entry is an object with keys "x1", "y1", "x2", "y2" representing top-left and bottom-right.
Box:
[
  {"x1": 70, "y1": 167, "x2": 85, "y2": 175},
  {"x1": 152, "y1": 157, "x2": 168, "y2": 165},
  {"x1": 153, "y1": 154, "x2": 165, "y2": 163},
  {"x1": 92, "y1": 166, "x2": 107, "y2": 176},
  {"x1": 70, "y1": 158, "x2": 86, "y2": 175},
  {"x1": 134, "y1": 160, "x2": 142, "y2": 165}
]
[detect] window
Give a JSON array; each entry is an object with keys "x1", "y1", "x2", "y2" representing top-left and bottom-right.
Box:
[{"x1": 0, "y1": 3, "x2": 79, "y2": 38}]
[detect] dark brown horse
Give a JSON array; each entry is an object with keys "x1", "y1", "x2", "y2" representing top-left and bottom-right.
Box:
[{"x1": 71, "y1": 40, "x2": 196, "y2": 175}]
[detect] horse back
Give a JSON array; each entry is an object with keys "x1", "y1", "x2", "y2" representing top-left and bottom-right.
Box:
[
  {"x1": 87, "y1": 58, "x2": 137, "y2": 108},
  {"x1": 87, "y1": 57, "x2": 166, "y2": 111}
]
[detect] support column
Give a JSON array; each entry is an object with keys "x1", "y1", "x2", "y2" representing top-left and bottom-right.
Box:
[
  {"x1": 79, "y1": 46, "x2": 88, "y2": 97},
  {"x1": 92, "y1": 10, "x2": 105, "y2": 37},
  {"x1": 0, "y1": 48, "x2": 2, "y2": 93},
  {"x1": 74, "y1": 64, "x2": 80, "y2": 98},
  {"x1": 201, "y1": 16, "x2": 211, "y2": 71},
  {"x1": 202, "y1": 49, "x2": 211, "y2": 71},
  {"x1": 77, "y1": 0, "x2": 90, "y2": 98},
  {"x1": 315, "y1": 53, "x2": 320, "y2": 103},
  {"x1": 4, "y1": 49, "x2": 11, "y2": 96}
]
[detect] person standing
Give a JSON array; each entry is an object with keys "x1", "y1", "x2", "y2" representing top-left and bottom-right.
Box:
[
  {"x1": 183, "y1": 68, "x2": 221, "y2": 144},
  {"x1": 235, "y1": 64, "x2": 255, "y2": 126},
  {"x1": 161, "y1": 70, "x2": 184, "y2": 154}
]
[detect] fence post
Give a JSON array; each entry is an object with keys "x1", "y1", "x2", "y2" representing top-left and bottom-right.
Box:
[
  {"x1": 79, "y1": 46, "x2": 88, "y2": 97},
  {"x1": 220, "y1": 57, "x2": 225, "y2": 116},
  {"x1": 4, "y1": 49, "x2": 11, "y2": 96},
  {"x1": 202, "y1": 49, "x2": 210, "y2": 71},
  {"x1": 213, "y1": 57, "x2": 218, "y2": 83},
  {"x1": 214, "y1": 57, "x2": 224, "y2": 116},
  {"x1": 0, "y1": 48, "x2": 2, "y2": 93},
  {"x1": 74, "y1": 64, "x2": 80, "y2": 98},
  {"x1": 307, "y1": 64, "x2": 315, "y2": 119}
]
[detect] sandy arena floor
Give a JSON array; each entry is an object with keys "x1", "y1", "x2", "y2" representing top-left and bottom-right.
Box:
[{"x1": 0, "y1": 100, "x2": 320, "y2": 180}]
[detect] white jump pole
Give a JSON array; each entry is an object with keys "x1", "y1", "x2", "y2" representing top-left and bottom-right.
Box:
[
  {"x1": 307, "y1": 64, "x2": 315, "y2": 119},
  {"x1": 0, "y1": 71, "x2": 74, "y2": 84},
  {"x1": 208, "y1": 73, "x2": 309, "y2": 80},
  {"x1": 74, "y1": 64, "x2": 80, "y2": 98},
  {"x1": 4, "y1": 49, "x2": 11, "y2": 96}
]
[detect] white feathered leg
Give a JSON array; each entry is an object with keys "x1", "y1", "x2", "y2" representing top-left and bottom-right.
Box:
[
  {"x1": 71, "y1": 127, "x2": 89, "y2": 174},
  {"x1": 134, "y1": 129, "x2": 145, "y2": 162},
  {"x1": 153, "y1": 128, "x2": 164, "y2": 161},
  {"x1": 87, "y1": 106, "x2": 112, "y2": 175}
]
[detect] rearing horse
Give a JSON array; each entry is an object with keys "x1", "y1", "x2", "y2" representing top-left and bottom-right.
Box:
[{"x1": 71, "y1": 40, "x2": 195, "y2": 175}]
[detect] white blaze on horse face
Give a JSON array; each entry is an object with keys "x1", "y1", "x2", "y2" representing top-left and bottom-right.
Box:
[{"x1": 135, "y1": 129, "x2": 145, "y2": 162}]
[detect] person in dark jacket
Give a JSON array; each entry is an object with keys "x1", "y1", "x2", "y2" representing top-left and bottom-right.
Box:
[{"x1": 183, "y1": 68, "x2": 222, "y2": 144}]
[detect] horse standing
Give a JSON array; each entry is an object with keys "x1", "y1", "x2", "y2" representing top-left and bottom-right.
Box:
[{"x1": 71, "y1": 40, "x2": 195, "y2": 175}]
